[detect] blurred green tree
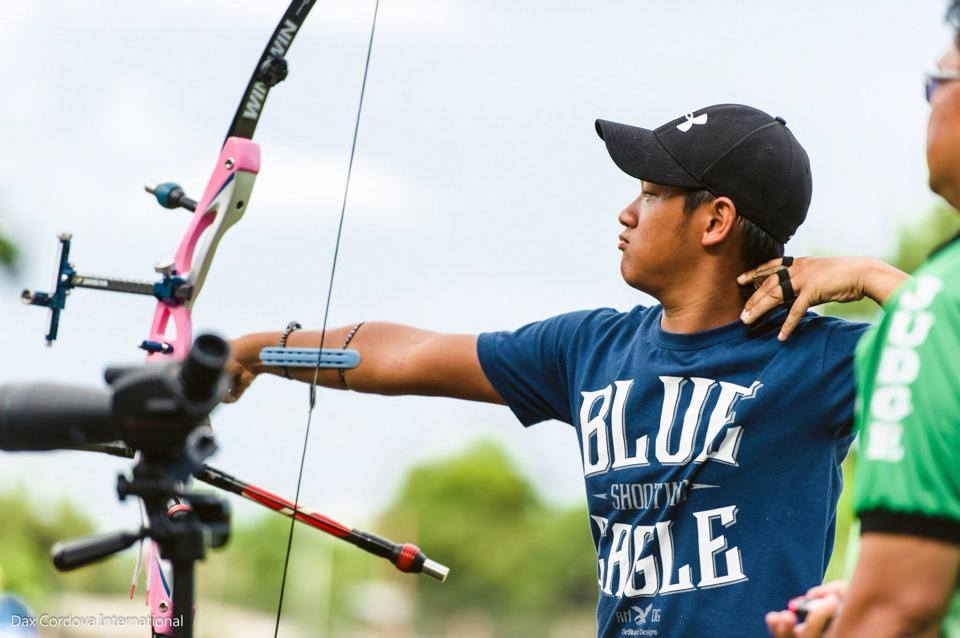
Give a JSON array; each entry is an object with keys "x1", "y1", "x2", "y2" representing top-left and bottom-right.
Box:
[
  {"x1": 0, "y1": 233, "x2": 16, "y2": 274},
  {"x1": 378, "y1": 441, "x2": 596, "y2": 637},
  {"x1": 0, "y1": 487, "x2": 129, "y2": 604},
  {"x1": 0, "y1": 206, "x2": 18, "y2": 274}
]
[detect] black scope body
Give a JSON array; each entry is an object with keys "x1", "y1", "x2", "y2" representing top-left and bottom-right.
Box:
[{"x1": 0, "y1": 334, "x2": 229, "y2": 452}]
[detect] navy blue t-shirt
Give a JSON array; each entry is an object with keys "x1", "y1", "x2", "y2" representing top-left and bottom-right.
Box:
[{"x1": 477, "y1": 305, "x2": 866, "y2": 638}]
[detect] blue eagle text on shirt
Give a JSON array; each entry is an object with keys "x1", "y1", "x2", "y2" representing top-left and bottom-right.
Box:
[{"x1": 478, "y1": 306, "x2": 866, "y2": 638}]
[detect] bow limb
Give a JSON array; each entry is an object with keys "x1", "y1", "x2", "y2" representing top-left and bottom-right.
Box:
[{"x1": 146, "y1": 0, "x2": 319, "y2": 361}]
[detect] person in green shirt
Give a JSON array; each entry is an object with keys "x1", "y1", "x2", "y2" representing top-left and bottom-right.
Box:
[{"x1": 766, "y1": 2, "x2": 960, "y2": 637}]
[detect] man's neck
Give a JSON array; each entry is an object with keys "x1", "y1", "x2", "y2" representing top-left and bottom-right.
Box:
[{"x1": 656, "y1": 272, "x2": 745, "y2": 335}]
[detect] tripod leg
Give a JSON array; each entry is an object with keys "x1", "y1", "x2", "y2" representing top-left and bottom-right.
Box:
[{"x1": 171, "y1": 560, "x2": 195, "y2": 638}]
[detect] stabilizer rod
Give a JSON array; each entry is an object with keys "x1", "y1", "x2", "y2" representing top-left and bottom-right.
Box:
[{"x1": 80, "y1": 442, "x2": 449, "y2": 582}]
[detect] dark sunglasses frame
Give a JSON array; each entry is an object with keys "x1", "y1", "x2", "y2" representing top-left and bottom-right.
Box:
[{"x1": 925, "y1": 69, "x2": 960, "y2": 103}]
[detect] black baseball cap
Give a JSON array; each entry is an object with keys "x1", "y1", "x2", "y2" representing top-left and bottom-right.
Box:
[{"x1": 596, "y1": 104, "x2": 812, "y2": 243}]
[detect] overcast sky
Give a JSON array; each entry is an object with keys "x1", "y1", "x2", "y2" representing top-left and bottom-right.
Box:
[{"x1": 0, "y1": 1, "x2": 951, "y2": 532}]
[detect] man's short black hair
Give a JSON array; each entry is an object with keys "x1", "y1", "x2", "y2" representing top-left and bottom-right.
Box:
[{"x1": 682, "y1": 189, "x2": 784, "y2": 268}]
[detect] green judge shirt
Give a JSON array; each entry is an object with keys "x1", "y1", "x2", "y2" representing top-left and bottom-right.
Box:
[{"x1": 853, "y1": 236, "x2": 960, "y2": 636}]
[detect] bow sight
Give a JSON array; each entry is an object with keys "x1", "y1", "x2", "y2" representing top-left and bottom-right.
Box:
[
  {"x1": 20, "y1": 171, "x2": 247, "y2": 357},
  {"x1": 21, "y1": 176, "x2": 226, "y2": 355}
]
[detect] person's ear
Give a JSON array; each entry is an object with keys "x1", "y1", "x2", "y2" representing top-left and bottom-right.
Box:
[{"x1": 701, "y1": 195, "x2": 737, "y2": 248}]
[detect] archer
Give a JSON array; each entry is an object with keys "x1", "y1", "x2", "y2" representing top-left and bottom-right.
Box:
[{"x1": 227, "y1": 104, "x2": 907, "y2": 637}]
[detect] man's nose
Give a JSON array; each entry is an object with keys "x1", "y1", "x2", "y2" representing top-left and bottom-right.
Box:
[{"x1": 618, "y1": 208, "x2": 637, "y2": 227}]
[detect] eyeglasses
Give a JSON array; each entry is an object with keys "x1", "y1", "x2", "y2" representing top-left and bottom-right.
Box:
[{"x1": 925, "y1": 69, "x2": 960, "y2": 103}]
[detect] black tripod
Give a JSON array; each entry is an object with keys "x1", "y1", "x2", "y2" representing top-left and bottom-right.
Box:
[
  {"x1": 1, "y1": 334, "x2": 233, "y2": 638},
  {"x1": 53, "y1": 435, "x2": 229, "y2": 637}
]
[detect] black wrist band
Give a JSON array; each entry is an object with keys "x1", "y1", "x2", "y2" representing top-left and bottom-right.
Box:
[
  {"x1": 339, "y1": 322, "x2": 366, "y2": 388},
  {"x1": 279, "y1": 321, "x2": 301, "y2": 379}
]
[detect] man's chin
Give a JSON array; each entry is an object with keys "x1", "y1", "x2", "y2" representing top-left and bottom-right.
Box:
[{"x1": 620, "y1": 265, "x2": 654, "y2": 296}]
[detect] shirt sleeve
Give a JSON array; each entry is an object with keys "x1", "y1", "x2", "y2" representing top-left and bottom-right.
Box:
[
  {"x1": 819, "y1": 319, "x2": 870, "y2": 438},
  {"x1": 854, "y1": 282, "x2": 960, "y2": 543},
  {"x1": 477, "y1": 309, "x2": 610, "y2": 427}
]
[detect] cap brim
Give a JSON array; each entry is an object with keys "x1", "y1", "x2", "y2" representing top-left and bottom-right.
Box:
[{"x1": 595, "y1": 119, "x2": 702, "y2": 189}]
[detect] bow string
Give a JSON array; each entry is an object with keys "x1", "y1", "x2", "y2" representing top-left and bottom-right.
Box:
[{"x1": 271, "y1": 1, "x2": 382, "y2": 635}]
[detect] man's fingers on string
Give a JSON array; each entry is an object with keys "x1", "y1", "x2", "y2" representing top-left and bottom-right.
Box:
[
  {"x1": 778, "y1": 293, "x2": 810, "y2": 341},
  {"x1": 741, "y1": 273, "x2": 784, "y2": 323},
  {"x1": 737, "y1": 257, "x2": 788, "y2": 285}
]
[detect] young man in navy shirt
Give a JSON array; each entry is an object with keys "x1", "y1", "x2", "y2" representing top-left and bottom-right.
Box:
[{"x1": 227, "y1": 104, "x2": 907, "y2": 637}]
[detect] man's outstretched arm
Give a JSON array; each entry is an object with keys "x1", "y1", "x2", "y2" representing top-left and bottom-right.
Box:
[{"x1": 226, "y1": 323, "x2": 505, "y2": 404}]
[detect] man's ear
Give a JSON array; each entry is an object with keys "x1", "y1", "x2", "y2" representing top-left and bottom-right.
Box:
[{"x1": 701, "y1": 195, "x2": 737, "y2": 248}]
